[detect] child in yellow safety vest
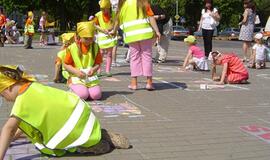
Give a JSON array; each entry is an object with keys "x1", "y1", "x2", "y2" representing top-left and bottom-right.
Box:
[
  {"x1": 63, "y1": 21, "x2": 103, "y2": 100},
  {"x1": 24, "y1": 11, "x2": 35, "y2": 49},
  {"x1": 111, "y1": 0, "x2": 161, "y2": 91},
  {"x1": 94, "y1": 0, "x2": 117, "y2": 77},
  {"x1": 0, "y1": 65, "x2": 131, "y2": 159},
  {"x1": 53, "y1": 32, "x2": 75, "y2": 83}
]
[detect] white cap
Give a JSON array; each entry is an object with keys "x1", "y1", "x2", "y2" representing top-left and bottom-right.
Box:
[{"x1": 254, "y1": 33, "x2": 263, "y2": 39}]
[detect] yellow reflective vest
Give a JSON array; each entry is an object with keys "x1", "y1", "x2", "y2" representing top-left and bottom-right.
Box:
[
  {"x1": 24, "y1": 19, "x2": 35, "y2": 35},
  {"x1": 66, "y1": 42, "x2": 100, "y2": 87},
  {"x1": 57, "y1": 50, "x2": 69, "y2": 79},
  {"x1": 95, "y1": 11, "x2": 117, "y2": 49},
  {"x1": 11, "y1": 82, "x2": 101, "y2": 156},
  {"x1": 119, "y1": 0, "x2": 154, "y2": 44}
]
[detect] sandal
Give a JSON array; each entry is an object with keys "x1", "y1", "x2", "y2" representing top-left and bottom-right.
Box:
[
  {"x1": 128, "y1": 85, "x2": 137, "y2": 90},
  {"x1": 146, "y1": 84, "x2": 155, "y2": 91}
]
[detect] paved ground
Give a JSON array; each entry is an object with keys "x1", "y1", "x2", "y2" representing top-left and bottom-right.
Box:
[{"x1": 1, "y1": 39, "x2": 270, "y2": 160}]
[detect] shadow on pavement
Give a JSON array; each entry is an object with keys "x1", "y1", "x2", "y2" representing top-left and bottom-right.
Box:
[
  {"x1": 154, "y1": 82, "x2": 187, "y2": 90},
  {"x1": 101, "y1": 91, "x2": 134, "y2": 100}
]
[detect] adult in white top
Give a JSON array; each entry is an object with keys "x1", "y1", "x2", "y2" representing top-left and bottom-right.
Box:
[{"x1": 198, "y1": 0, "x2": 220, "y2": 58}]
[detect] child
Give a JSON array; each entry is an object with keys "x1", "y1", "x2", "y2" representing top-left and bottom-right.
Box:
[
  {"x1": 0, "y1": 65, "x2": 130, "y2": 159},
  {"x1": 39, "y1": 11, "x2": 47, "y2": 46},
  {"x1": 53, "y1": 32, "x2": 74, "y2": 83},
  {"x1": 110, "y1": 0, "x2": 161, "y2": 91},
  {"x1": 63, "y1": 21, "x2": 103, "y2": 100},
  {"x1": 209, "y1": 51, "x2": 249, "y2": 84},
  {"x1": 249, "y1": 33, "x2": 267, "y2": 69},
  {"x1": 182, "y1": 35, "x2": 209, "y2": 71},
  {"x1": 24, "y1": 11, "x2": 35, "y2": 49},
  {"x1": 94, "y1": 0, "x2": 117, "y2": 77}
]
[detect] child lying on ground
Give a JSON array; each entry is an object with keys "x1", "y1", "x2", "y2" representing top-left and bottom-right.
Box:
[
  {"x1": 209, "y1": 51, "x2": 249, "y2": 85},
  {"x1": 181, "y1": 35, "x2": 208, "y2": 71}
]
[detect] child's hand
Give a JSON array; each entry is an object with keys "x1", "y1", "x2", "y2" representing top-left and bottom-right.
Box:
[
  {"x1": 213, "y1": 76, "x2": 220, "y2": 81},
  {"x1": 78, "y1": 71, "x2": 86, "y2": 79},
  {"x1": 87, "y1": 69, "x2": 95, "y2": 77},
  {"x1": 215, "y1": 81, "x2": 224, "y2": 85}
]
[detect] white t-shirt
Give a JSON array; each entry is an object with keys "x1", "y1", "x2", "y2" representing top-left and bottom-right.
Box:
[
  {"x1": 253, "y1": 44, "x2": 266, "y2": 61},
  {"x1": 201, "y1": 8, "x2": 218, "y2": 30}
]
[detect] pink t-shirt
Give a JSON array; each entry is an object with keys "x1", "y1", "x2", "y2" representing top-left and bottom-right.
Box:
[
  {"x1": 189, "y1": 45, "x2": 205, "y2": 58},
  {"x1": 220, "y1": 53, "x2": 249, "y2": 82}
]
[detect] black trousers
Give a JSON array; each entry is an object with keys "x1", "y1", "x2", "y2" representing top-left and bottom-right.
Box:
[{"x1": 202, "y1": 29, "x2": 214, "y2": 57}]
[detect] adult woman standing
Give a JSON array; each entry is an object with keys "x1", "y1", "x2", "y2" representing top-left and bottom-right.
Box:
[
  {"x1": 238, "y1": 0, "x2": 256, "y2": 62},
  {"x1": 198, "y1": 0, "x2": 220, "y2": 58}
]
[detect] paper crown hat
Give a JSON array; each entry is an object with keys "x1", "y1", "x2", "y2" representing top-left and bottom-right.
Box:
[
  {"x1": 99, "y1": 0, "x2": 111, "y2": 9},
  {"x1": 184, "y1": 35, "x2": 197, "y2": 44},
  {"x1": 77, "y1": 21, "x2": 95, "y2": 38},
  {"x1": 0, "y1": 65, "x2": 35, "y2": 93},
  {"x1": 61, "y1": 33, "x2": 75, "y2": 44},
  {"x1": 28, "y1": 11, "x2": 33, "y2": 17}
]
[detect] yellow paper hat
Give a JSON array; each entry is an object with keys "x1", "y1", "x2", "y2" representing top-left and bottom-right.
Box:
[
  {"x1": 0, "y1": 65, "x2": 35, "y2": 93},
  {"x1": 184, "y1": 35, "x2": 197, "y2": 44},
  {"x1": 77, "y1": 21, "x2": 95, "y2": 38},
  {"x1": 28, "y1": 11, "x2": 33, "y2": 17},
  {"x1": 99, "y1": 0, "x2": 111, "y2": 9},
  {"x1": 61, "y1": 33, "x2": 75, "y2": 44}
]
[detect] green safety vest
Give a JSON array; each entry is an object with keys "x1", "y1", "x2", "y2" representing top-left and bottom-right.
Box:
[
  {"x1": 57, "y1": 50, "x2": 69, "y2": 79},
  {"x1": 119, "y1": 0, "x2": 154, "y2": 44},
  {"x1": 95, "y1": 11, "x2": 117, "y2": 49},
  {"x1": 11, "y1": 82, "x2": 101, "y2": 156},
  {"x1": 67, "y1": 42, "x2": 100, "y2": 87},
  {"x1": 24, "y1": 21, "x2": 35, "y2": 34}
]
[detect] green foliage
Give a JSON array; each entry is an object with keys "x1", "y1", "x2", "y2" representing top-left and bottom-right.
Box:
[{"x1": 0, "y1": 0, "x2": 269, "y2": 31}]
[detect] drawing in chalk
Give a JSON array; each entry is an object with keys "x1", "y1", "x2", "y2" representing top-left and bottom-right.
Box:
[
  {"x1": 90, "y1": 101, "x2": 142, "y2": 117},
  {"x1": 103, "y1": 77, "x2": 121, "y2": 82},
  {"x1": 240, "y1": 125, "x2": 270, "y2": 144},
  {"x1": 5, "y1": 139, "x2": 43, "y2": 160}
]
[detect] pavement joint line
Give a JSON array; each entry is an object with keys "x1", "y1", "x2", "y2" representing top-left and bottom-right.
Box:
[{"x1": 120, "y1": 94, "x2": 172, "y2": 122}]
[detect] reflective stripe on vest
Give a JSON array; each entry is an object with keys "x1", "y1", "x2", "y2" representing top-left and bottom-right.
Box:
[
  {"x1": 95, "y1": 11, "x2": 117, "y2": 49},
  {"x1": 46, "y1": 100, "x2": 85, "y2": 149},
  {"x1": 11, "y1": 83, "x2": 101, "y2": 156},
  {"x1": 68, "y1": 43, "x2": 100, "y2": 87},
  {"x1": 119, "y1": 0, "x2": 154, "y2": 44}
]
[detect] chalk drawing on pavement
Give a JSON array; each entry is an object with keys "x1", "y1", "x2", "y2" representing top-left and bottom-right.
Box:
[
  {"x1": 102, "y1": 77, "x2": 121, "y2": 82},
  {"x1": 240, "y1": 125, "x2": 270, "y2": 144},
  {"x1": 5, "y1": 139, "x2": 43, "y2": 160},
  {"x1": 90, "y1": 101, "x2": 143, "y2": 118}
]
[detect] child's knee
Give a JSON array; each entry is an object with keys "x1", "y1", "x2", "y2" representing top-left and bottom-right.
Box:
[{"x1": 90, "y1": 92, "x2": 102, "y2": 100}]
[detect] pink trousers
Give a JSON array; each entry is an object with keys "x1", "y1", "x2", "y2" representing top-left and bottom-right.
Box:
[
  {"x1": 70, "y1": 84, "x2": 102, "y2": 100},
  {"x1": 129, "y1": 39, "x2": 153, "y2": 77}
]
